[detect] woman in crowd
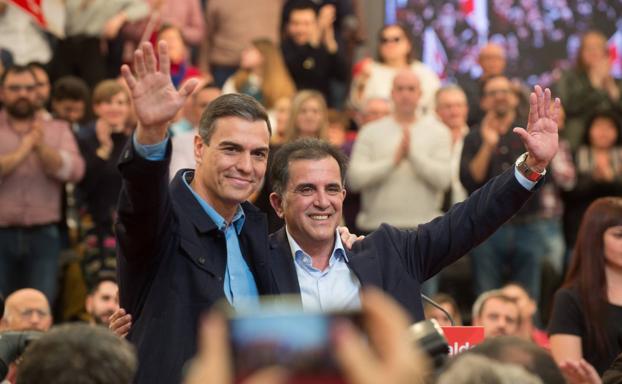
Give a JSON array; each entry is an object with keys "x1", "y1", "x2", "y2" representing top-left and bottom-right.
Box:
[
  {"x1": 269, "y1": 96, "x2": 292, "y2": 146},
  {"x1": 549, "y1": 197, "x2": 622, "y2": 376},
  {"x1": 77, "y1": 80, "x2": 132, "y2": 281},
  {"x1": 562, "y1": 111, "x2": 622, "y2": 249},
  {"x1": 556, "y1": 30, "x2": 622, "y2": 151},
  {"x1": 350, "y1": 24, "x2": 440, "y2": 115},
  {"x1": 222, "y1": 39, "x2": 296, "y2": 110},
  {"x1": 283, "y1": 90, "x2": 329, "y2": 142}
]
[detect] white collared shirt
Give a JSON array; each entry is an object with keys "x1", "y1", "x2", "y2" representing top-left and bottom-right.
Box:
[{"x1": 285, "y1": 227, "x2": 362, "y2": 312}]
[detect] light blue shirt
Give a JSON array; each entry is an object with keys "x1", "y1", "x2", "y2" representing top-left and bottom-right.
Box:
[
  {"x1": 133, "y1": 135, "x2": 260, "y2": 309},
  {"x1": 286, "y1": 227, "x2": 362, "y2": 312}
]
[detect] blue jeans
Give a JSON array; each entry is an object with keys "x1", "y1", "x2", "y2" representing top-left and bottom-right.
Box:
[
  {"x1": 0, "y1": 225, "x2": 61, "y2": 303},
  {"x1": 470, "y1": 220, "x2": 544, "y2": 301}
]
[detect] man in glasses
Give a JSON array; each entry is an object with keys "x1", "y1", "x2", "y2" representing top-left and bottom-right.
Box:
[
  {"x1": 0, "y1": 65, "x2": 84, "y2": 303},
  {"x1": 0, "y1": 288, "x2": 53, "y2": 383},
  {"x1": 460, "y1": 75, "x2": 548, "y2": 303},
  {"x1": 0, "y1": 288, "x2": 52, "y2": 332}
]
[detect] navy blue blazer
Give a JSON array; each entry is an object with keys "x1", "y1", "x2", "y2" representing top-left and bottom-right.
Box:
[
  {"x1": 115, "y1": 140, "x2": 273, "y2": 384},
  {"x1": 268, "y1": 167, "x2": 538, "y2": 321}
]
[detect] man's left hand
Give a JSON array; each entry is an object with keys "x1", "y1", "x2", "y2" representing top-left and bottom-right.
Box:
[{"x1": 512, "y1": 85, "x2": 560, "y2": 173}]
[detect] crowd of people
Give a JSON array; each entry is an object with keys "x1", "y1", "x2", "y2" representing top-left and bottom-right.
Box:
[{"x1": 1, "y1": 0, "x2": 622, "y2": 383}]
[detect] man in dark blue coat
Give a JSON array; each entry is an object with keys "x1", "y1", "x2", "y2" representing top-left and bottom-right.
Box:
[
  {"x1": 265, "y1": 85, "x2": 560, "y2": 320},
  {"x1": 115, "y1": 42, "x2": 275, "y2": 384}
]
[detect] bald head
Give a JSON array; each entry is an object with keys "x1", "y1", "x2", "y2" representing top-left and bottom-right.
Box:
[
  {"x1": 1, "y1": 289, "x2": 52, "y2": 332},
  {"x1": 478, "y1": 43, "x2": 506, "y2": 78},
  {"x1": 391, "y1": 69, "x2": 421, "y2": 117}
]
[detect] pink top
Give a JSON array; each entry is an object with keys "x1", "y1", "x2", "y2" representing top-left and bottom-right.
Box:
[{"x1": 0, "y1": 111, "x2": 85, "y2": 226}]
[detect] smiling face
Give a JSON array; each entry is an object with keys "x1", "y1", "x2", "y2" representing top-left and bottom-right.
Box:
[
  {"x1": 435, "y1": 88, "x2": 468, "y2": 131},
  {"x1": 193, "y1": 116, "x2": 270, "y2": 218},
  {"x1": 86, "y1": 280, "x2": 119, "y2": 326},
  {"x1": 378, "y1": 25, "x2": 412, "y2": 65},
  {"x1": 287, "y1": 8, "x2": 317, "y2": 46},
  {"x1": 481, "y1": 76, "x2": 514, "y2": 118},
  {"x1": 295, "y1": 97, "x2": 324, "y2": 137},
  {"x1": 94, "y1": 91, "x2": 130, "y2": 130},
  {"x1": 270, "y1": 157, "x2": 345, "y2": 251}
]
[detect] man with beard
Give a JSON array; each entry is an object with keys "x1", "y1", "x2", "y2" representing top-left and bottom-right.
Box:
[
  {"x1": 0, "y1": 65, "x2": 85, "y2": 303},
  {"x1": 460, "y1": 75, "x2": 547, "y2": 302},
  {"x1": 85, "y1": 277, "x2": 119, "y2": 326}
]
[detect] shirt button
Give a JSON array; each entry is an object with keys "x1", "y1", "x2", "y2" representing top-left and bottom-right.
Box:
[{"x1": 197, "y1": 257, "x2": 205, "y2": 264}]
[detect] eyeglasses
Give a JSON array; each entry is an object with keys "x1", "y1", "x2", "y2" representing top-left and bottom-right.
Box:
[
  {"x1": 18, "y1": 308, "x2": 51, "y2": 319},
  {"x1": 484, "y1": 89, "x2": 511, "y2": 97},
  {"x1": 4, "y1": 84, "x2": 36, "y2": 93},
  {"x1": 380, "y1": 36, "x2": 403, "y2": 44}
]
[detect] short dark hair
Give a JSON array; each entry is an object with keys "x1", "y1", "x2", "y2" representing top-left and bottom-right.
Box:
[
  {"x1": 0, "y1": 64, "x2": 36, "y2": 86},
  {"x1": 270, "y1": 138, "x2": 348, "y2": 195},
  {"x1": 583, "y1": 109, "x2": 622, "y2": 146},
  {"x1": 26, "y1": 61, "x2": 47, "y2": 75},
  {"x1": 288, "y1": 0, "x2": 318, "y2": 19},
  {"x1": 88, "y1": 275, "x2": 118, "y2": 295},
  {"x1": 480, "y1": 74, "x2": 509, "y2": 95},
  {"x1": 468, "y1": 336, "x2": 566, "y2": 384},
  {"x1": 198, "y1": 93, "x2": 272, "y2": 144},
  {"x1": 17, "y1": 323, "x2": 137, "y2": 384},
  {"x1": 52, "y1": 76, "x2": 90, "y2": 102}
]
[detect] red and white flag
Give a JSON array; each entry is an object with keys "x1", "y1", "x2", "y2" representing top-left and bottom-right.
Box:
[
  {"x1": 460, "y1": 0, "x2": 488, "y2": 41},
  {"x1": 423, "y1": 27, "x2": 448, "y2": 80},
  {"x1": 8, "y1": 0, "x2": 65, "y2": 38},
  {"x1": 609, "y1": 30, "x2": 622, "y2": 78}
]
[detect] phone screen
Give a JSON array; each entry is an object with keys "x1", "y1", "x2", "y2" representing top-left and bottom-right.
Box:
[{"x1": 229, "y1": 301, "x2": 361, "y2": 383}]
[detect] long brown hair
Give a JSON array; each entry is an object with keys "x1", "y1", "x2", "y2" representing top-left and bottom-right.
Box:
[
  {"x1": 233, "y1": 39, "x2": 296, "y2": 109},
  {"x1": 576, "y1": 30, "x2": 608, "y2": 72},
  {"x1": 562, "y1": 197, "x2": 622, "y2": 357}
]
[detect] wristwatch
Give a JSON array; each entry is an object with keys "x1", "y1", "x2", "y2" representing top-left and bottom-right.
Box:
[{"x1": 515, "y1": 152, "x2": 546, "y2": 182}]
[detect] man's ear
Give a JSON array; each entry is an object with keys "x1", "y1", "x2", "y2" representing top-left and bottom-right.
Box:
[
  {"x1": 269, "y1": 192, "x2": 285, "y2": 218},
  {"x1": 85, "y1": 295, "x2": 93, "y2": 314},
  {"x1": 194, "y1": 134, "x2": 204, "y2": 165}
]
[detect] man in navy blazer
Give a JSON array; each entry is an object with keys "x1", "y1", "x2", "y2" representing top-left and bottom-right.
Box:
[
  {"x1": 266, "y1": 86, "x2": 560, "y2": 320},
  {"x1": 114, "y1": 42, "x2": 276, "y2": 384}
]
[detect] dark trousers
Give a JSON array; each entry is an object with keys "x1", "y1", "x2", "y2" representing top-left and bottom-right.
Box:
[{"x1": 50, "y1": 36, "x2": 108, "y2": 89}]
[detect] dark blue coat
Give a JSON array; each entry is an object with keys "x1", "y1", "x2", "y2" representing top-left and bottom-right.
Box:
[
  {"x1": 268, "y1": 167, "x2": 538, "y2": 321},
  {"x1": 115, "y1": 140, "x2": 273, "y2": 384}
]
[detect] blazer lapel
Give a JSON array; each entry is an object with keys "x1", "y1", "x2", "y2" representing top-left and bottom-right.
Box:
[
  {"x1": 345, "y1": 240, "x2": 383, "y2": 288},
  {"x1": 170, "y1": 170, "x2": 224, "y2": 276},
  {"x1": 268, "y1": 228, "x2": 302, "y2": 295}
]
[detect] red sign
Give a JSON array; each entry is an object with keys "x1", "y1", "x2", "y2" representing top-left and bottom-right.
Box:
[{"x1": 441, "y1": 326, "x2": 485, "y2": 356}]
